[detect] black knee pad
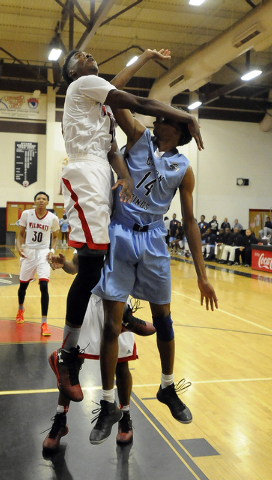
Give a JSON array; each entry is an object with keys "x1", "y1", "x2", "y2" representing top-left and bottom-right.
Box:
[{"x1": 153, "y1": 314, "x2": 174, "y2": 341}]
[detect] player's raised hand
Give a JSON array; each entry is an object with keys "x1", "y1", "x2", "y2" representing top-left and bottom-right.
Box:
[
  {"x1": 146, "y1": 48, "x2": 171, "y2": 61},
  {"x1": 198, "y1": 278, "x2": 218, "y2": 311},
  {"x1": 188, "y1": 118, "x2": 204, "y2": 151},
  {"x1": 112, "y1": 176, "x2": 134, "y2": 203},
  {"x1": 47, "y1": 252, "x2": 66, "y2": 270}
]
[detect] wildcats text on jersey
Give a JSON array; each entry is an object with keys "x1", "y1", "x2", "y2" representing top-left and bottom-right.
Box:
[{"x1": 28, "y1": 222, "x2": 49, "y2": 231}]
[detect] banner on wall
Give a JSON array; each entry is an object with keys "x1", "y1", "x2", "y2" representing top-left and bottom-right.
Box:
[
  {"x1": 0, "y1": 92, "x2": 46, "y2": 120},
  {"x1": 14, "y1": 142, "x2": 38, "y2": 187}
]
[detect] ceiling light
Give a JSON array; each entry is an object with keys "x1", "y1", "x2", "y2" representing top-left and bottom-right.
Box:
[
  {"x1": 188, "y1": 101, "x2": 202, "y2": 110},
  {"x1": 241, "y1": 70, "x2": 262, "y2": 81},
  {"x1": 189, "y1": 0, "x2": 206, "y2": 6},
  {"x1": 126, "y1": 56, "x2": 138, "y2": 66},
  {"x1": 48, "y1": 48, "x2": 62, "y2": 61}
]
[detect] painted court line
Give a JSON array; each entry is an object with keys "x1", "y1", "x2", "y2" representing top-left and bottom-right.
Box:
[
  {"x1": 172, "y1": 290, "x2": 272, "y2": 333},
  {"x1": 2, "y1": 377, "x2": 272, "y2": 396}
]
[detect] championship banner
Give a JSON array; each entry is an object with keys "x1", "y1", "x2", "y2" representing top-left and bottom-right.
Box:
[
  {"x1": 0, "y1": 92, "x2": 46, "y2": 120},
  {"x1": 15, "y1": 142, "x2": 38, "y2": 187}
]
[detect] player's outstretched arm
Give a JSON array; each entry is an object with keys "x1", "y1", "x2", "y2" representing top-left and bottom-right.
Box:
[
  {"x1": 108, "y1": 139, "x2": 133, "y2": 203},
  {"x1": 47, "y1": 252, "x2": 78, "y2": 274},
  {"x1": 111, "y1": 49, "x2": 171, "y2": 90},
  {"x1": 179, "y1": 167, "x2": 218, "y2": 311},
  {"x1": 105, "y1": 90, "x2": 204, "y2": 151}
]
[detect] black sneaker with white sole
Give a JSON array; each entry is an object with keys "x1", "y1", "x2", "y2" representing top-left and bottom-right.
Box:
[
  {"x1": 89, "y1": 400, "x2": 123, "y2": 445},
  {"x1": 157, "y1": 380, "x2": 192, "y2": 424}
]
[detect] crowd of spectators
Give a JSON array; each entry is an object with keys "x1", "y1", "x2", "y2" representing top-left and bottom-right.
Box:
[{"x1": 165, "y1": 213, "x2": 272, "y2": 268}]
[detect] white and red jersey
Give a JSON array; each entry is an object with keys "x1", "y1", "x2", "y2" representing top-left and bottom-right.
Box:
[
  {"x1": 19, "y1": 209, "x2": 59, "y2": 249},
  {"x1": 63, "y1": 75, "x2": 116, "y2": 161}
]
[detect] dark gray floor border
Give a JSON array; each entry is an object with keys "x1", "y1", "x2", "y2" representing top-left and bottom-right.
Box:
[{"x1": 131, "y1": 391, "x2": 211, "y2": 480}]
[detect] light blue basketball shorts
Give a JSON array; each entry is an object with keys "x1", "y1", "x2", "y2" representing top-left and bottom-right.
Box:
[{"x1": 93, "y1": 218, "x2": 171, "y2": 304}]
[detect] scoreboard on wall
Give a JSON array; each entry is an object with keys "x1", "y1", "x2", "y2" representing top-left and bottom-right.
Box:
[{"x1": 14, "y1": 141, "x2": 38, "y2": 187}]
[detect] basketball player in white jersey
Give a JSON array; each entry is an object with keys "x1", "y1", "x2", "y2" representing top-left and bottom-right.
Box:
[
  {"x1": 16, "y1": 191, "x2": 59, "y2": 336},
  {"x1": 49, "y1": 48, "x2": 204, "y2": 436}
]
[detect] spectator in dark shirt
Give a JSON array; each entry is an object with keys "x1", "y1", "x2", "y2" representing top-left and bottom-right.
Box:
[
  {"x1": 169, "y1": 213, "x2": 179, "y2": 245},
  {"x1": 198, "y1": 215, "x2": 209, "y2": 243},
  {"x1": 221, "y1": 218, "x2": 230, "y2": 230},
  {"x1": 234, "y1": 229, "x2": 258, "y2": 266},
  {"x1": 202, "y1": 228, "x2": 216, "y2": 260},
  {"x1": 219, "y1": 228, "x2": 244, "y2": 265},
  {"x1": 208, "y1": 215, "x2": 219, "y2": 236},
  {"x1": 170, "y1": 222, "x2": 184, "y2": 254},
  {"x1": 215, "y1": 227, "x2": 232, "y2": 262}
]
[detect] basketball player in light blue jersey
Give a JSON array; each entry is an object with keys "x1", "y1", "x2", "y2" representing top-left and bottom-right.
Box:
[{"x1": 90, "y1": 109, "x2": 218, "y2": 444}]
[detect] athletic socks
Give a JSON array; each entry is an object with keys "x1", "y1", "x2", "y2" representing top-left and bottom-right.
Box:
[
  {"x1": 42, "y1": 316, "x2": 47, "y2": 324},
  {"x1": 161, "y1": 373, "x2": 174, "y2": 389},
  {"x1": 120, "y1": 404, "x2": 130, "y2": 412},
  {"x1": 56, "y1": 405, "x2": 69, "y2": 414},
  {"x1": 62, "y1": 325, "x2": 81, "y2": 351},
  {"x1": 18, "y1": 304, "x2": 24, "y2": 311},
  {"x1": 102, "y1": 388, "x2": 115, "y2": 403}
]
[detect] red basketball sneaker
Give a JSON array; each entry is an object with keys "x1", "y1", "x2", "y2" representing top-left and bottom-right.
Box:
[{"x1": 48, "y1": 346, "x2": 84, "y2": 402}]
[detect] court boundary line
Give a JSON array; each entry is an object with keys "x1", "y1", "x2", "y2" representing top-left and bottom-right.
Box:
[{"x1": 2, "y1": 376, "x2": 272, "y2": 396}]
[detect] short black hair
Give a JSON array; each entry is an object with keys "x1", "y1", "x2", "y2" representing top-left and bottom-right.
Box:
[
  {"x1": 177, "y1": 122, "x2": 192, "y2": 146},
  {"x1": 34, "y1": 191, "x2": 49, "y2": 201},
  {"x1": 62, "y1": 50, "x2": 80, "y2": 86}
]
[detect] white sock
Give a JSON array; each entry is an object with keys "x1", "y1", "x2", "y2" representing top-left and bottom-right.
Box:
[
  {"x1": 62, "y1": 325, "x2": 81, "y2": 350},
  {"x1": 41, "y1": 316, "x2": 47, "y2": 324},
  {"x1": 57, "y1": 405, "x2": 65, "y2": 414},
  {"x1": 161, "y1": 373, "x2": 174, "y2": 389},
  {"x1": 102, "y1": 389, "x2": 115, "y2": 403},
  {"x1": 120, "y1": 404, "x2": 130, "y2": 412}
]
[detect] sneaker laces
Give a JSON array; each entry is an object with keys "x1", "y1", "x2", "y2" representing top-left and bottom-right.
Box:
[
  {"x1": 40, "y1": 414, "x2": 66, "y2": 438},
  {"x1": 90, "y1": 402, "x2": 107, "y2": 429},
  {"x1": 174, "y1": 378, "x2": 192, "y2": 396},
  {"x1": 130, "y1": 297, "x2": 143, "y2": 314}
]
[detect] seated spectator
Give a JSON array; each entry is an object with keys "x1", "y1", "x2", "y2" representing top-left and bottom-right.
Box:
[
  {"x1": 164, "y1": 216, "x2": 170, "y2": 245},
  {"x1": 170, "y1": 222, "x2": 184, "y2": 254},
  {"x1": 215, "y1": 228, "x2": 231, "y2": 262},
  {"x1": 258, "y1": 216, "x2": 272, "y2": 239},
  {"x1": 208, "y1": 215, "x2": 219, "y2": 236},
  {"x1": 232, "y1": 219, "x2": 243, "y2": 231},
  {"x1": 169, "y1": 213, "x2": 179, "y2": 246},
  {"x1": 221, "y1": 218, "x2": 230, "y2": 230},
  {"x1": 202, "y1": 228, "x2": 216, "y2": 261},
  {"x1": 198, "y1": 215, "x2": 209, "y2": 243},
  {"x1": 219, "y1": 227, "x2": 244, "y2": 265},
  {"x1": 234, "y1": 228, "x2": 258, "y2": 267}
]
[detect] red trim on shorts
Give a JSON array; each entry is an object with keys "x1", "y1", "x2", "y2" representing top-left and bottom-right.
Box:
[
  {"x1": 62, "y1": 177, "x2": 109, "y2": 251},
  {"x1": 19, "y1": 279, "x2": 33, "y2": 283},
  {"x1": 35, "y1": 209, "x2": 48, "y2": 220},
  {"x1": 39, "y1": 278, "x2": 49, "y2": 282},
  {"x1": 117, "y1": 342, "x2": 138, "y2": 363}
]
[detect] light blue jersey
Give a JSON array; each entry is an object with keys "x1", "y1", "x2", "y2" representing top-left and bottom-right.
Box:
[
  {"x1": 114, "y1": 128, "x2": 189, "y2": 225},
  {"x1": 93, "y1": 129, "x2": 191, "y2": 304}
]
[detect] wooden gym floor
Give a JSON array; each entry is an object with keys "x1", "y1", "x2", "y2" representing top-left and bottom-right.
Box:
[{"x1": 0, "y1": 245, "x2": 271, "y2": 480}]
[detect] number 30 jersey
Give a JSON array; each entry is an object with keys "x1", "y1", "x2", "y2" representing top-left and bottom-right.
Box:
[{"x1": 19, "y1": 209, "x2": 60, "y2": 249}]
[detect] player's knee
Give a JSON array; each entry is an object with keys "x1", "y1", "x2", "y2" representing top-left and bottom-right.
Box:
[
  {"x1": 103, "y1": 317, "x2": 122, "y2": 340},
  {"x1": 153, "y1": 314, "x2": 174, "y2": 341},
  {"x1": 18, "y1": 282, "x2": 29, "y2": 293},
  {"x1": 39, "y1": 280, "x2": 48, "y2": 293}
]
